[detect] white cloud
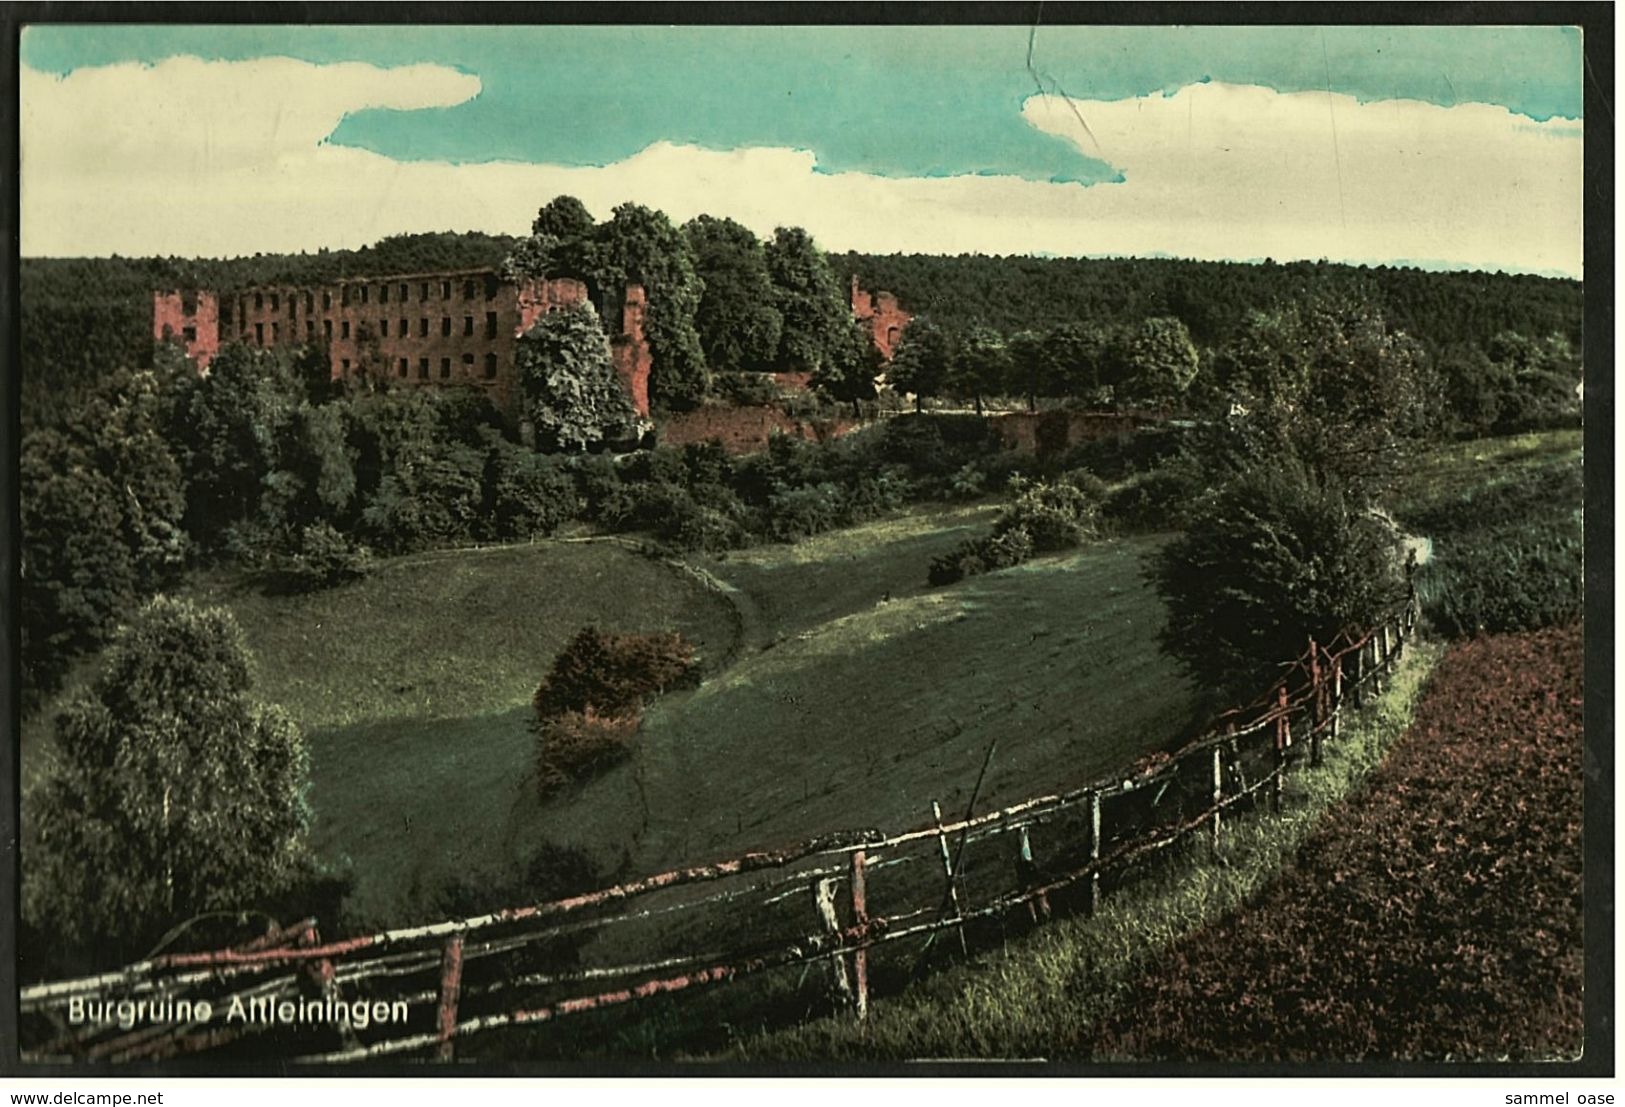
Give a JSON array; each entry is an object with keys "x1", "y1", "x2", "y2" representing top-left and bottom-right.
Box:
[{"x1": 20, "y1": 58, "x2": 1583, "y2": 277}]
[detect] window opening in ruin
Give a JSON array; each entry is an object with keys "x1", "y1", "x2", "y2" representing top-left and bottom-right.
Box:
[
  {"x1": 421, "y1": 282, "x2": 430, "y2": 301},
  {"x1": 418, "y1": 358, "x2": 430, "y2": 379},
  {"x1": 161, "y1": 324, "x2": 174, "y2": 341},
  {"x1": 462, "y1": 353, "x2": 474, "y2": 373},
  {"x1": 420, "y1": 318, "x2": 429, "y2": 337},
  {"x1": 183, "y1": 326, "x2": 196, "y2": 343},
  {"x1": 255, "y1": 323, "x2": 264, "y2": 345},
  {"x1": 440, "y1": 357, "x2": 451, "y2": 379},
  {"x1": 323, "y1": 291, "x2": 332, "y2": 311},
  {"x1": 400, "y1": 318, "x2": 408, "y2": 336},
  {"x1": 342, "y1": 321, "x2": 351, "y2": 339},
  {"x1": 379, "y1": 319, "x2": 388, "y2": 337},
  {"x1": 484, "y1": 353, "x2": 498, "y2": 379},
  {"x1": 464, "y1": 316, "x2": 474, "y2": 336},
  {"x1": 324, "y1": 320, "x2": 333, "y2": 340},
  {"x1": 485, "y1": 311, "x2": 498, "y2": 338},
  {"x1": 441, "y1": 280, "x2": 451, "y2": 299},
  {"x1": 341, "y1": 286, "x2": 350, "y2": 307},
  {"x1": 272, "y1": 322, "x2": 280, "y2": 342},
  {"x1": 342, "y1": 359, "x2": 350, "y2": 375},
  {"x1": 306, "y1": 292, "x2": 315, "y2": 313},
  {"x1": 361, "y1": 285, "x2": 370, "y2": 304},
  {"x1": 306, "y1": 321, "x2": 315, "y2": 339},
  {"x1": 441, "y1": 317, "x2": 451, "y2": 336},
  {"x1": 380, "y1": 285, "x2": 389, "y2": 304},
  {"x1": 181, "y1": 291, "x2": 197, "y2": 314},
  {"x1": 400, "y1": 283, "x2": 409, "y2": 301},
  {"x1": 270, "y1": 293, "x2": 279, "y2": 312},
  {"x1": 254, "y1": 292, "x2": 263, "y2": 310},
  {"x1": 464, "y1": 279, "x2": 476, "y2": 299},
  {"x1": 399, "y1": 358, "x2": 408, "y2": 377}
]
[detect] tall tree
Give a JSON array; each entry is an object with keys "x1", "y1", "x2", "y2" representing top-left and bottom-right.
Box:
[
  {"x1": 24, "y1": 597, "x2": 312, "y2": 954},
  {"x1": 596, "y1": 203, "x2": 709, "y2": 410},
  {"x1": 811, "y1": 318, "x2": 882, "y2": 417},
  {"x1": 764, "y1": 226, "x2": 850, "y2": 375},
  {"x1": 948, "y1": 325, "x2": 1012, "y2": 415},
  {"x1": 885, "y1": 316, "x2": 955, "y2": 412},
  {"x1": 684, "y1": 215, "x2": 783, "y2": 373},
  {"x1": 1120, "y1": 316, "x2": 1200, "y2": 409}
]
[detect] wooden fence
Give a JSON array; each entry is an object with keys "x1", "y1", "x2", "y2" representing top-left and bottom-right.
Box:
[{"x1": 18, "y1": 597, "x2": 1419, "y2": 1063}]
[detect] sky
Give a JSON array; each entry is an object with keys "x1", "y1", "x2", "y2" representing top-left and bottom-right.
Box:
[{"x1": 18, "y1": 23, "x2": 1586, "y2": 277}]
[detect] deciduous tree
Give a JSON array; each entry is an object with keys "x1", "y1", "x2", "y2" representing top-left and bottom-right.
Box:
[{"x1": 24, "y1": 597, "x2": 312, "y2": 954}]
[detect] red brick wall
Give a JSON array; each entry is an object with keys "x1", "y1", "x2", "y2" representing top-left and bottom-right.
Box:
[
  {"x1": 610, "y1": 283, "x2": 652, "y2": 418},
  {"x1": 152, "y1": 290, "x2": 220, "y2": 371},
  {"x1": 851, "y1": 277, "x2": 912, "y2": 361},
  {"x1": 658, "y1": 405, "x2": 862, "y2": 454}
]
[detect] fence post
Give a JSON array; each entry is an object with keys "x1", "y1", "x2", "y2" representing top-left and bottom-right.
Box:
[
  {"x1": 1018, "y1": 825, "x2": 1050, "y2": 922},
  {"x1": 849, "y1": 850, "x2": 869, "y2": 1021},
  {"x1": 1088, "y1": 790, "x2": 1102, "y2": 916},
  {"x1": 1376, "y1": 625, "x2": 1389, "y2": 693},
  {"x1": 1308, "y1": 637, "x2": 1324, "y2": 768},
  {"x1": 814, "y1": 877, "x2": 853, "y2": 1008},
  {"x1": 1353, "y1": 639, "x2": 1367, "y2": 710},
  {"x1": 932, "y1": 800, "x2": 969, "y2": 955},
  {"x1": 1210, "y1": 744, "x2": 1224, "y2": 859},
  {"x1": 435, "y1": 934, "x2": 464, "y2": 1062},
  {"x1": 1272, "y1": 686, "x2": 1290, "y2": 814},
  {"x1": 1331, "y1": 654, "x2": 1344, "y2": 741}
]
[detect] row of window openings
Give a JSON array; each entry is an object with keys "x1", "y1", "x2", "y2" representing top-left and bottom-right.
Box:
[
  {"x1": 249, "y1": 314, "x2": 499, "y2": 343},
  {"x1": 337, "y1": 353, "x2": 499, "y2": 381},
  {"x1": 250, "y1": 278, "x2": 491, "y2": 315}
]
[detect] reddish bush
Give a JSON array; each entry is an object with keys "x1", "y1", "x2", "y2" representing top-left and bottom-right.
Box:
[
  {"x1": 1091, "y1": 624, "x2": 1584, "y2": 1062},
  {"x1": 533, "y1": 627, "x2": 697, "y2": 721},
  {"x1": 532, "y1": 627, "x2": 697, "y2": 798},
  {"x1": 535, "y1": 709, "x2": 640, "y2": 799}
]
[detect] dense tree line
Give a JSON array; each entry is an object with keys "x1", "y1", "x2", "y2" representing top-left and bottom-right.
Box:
[{"x1": 832, "y1": 252, "x2": 1581, "y2": 355}]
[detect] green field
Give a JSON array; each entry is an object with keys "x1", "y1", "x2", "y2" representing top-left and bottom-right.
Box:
[
  {"x1": 515, "y1": 507, "x2": 1199, "y2": 881},
  {"x1": 23, "y1": 502, "x2": 1198, "y2": 931},
  {"x1": 186, "y1": 540, "x2": 742, "y2": 926}
]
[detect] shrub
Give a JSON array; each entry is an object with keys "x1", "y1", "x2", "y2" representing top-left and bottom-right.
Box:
[
  {"x1": 928, "y1": 524, "x2": 1034, "y2": 586},
  {"x1": 535, "y1": 708, "x2": 640, "y2": 798},
  {"x1": 1152, "y1": 463, "x2": 1408, "y2": 699},
  {"x1": 997, "y1": 477, "x2": 1100, "y2": 552},
  {"x1": 533, "y1": 626, "x2": 698, "y2": 721},
  {"x1": 949, "y1": 462, "x2": 987, "y2": 500},
  {"x1": 485, "y1": 447, "x2": 579, "y2": 541},
  {"x1": 265, "y1": 522, "x2": 374, "y2": 593},
  {"x1": 1102, "y1": 466, "x2": 1202, "y2": 533},
  {"x1": 712, "y1": 372, "x2": 783, "y2": 407},
  {"x1": 765, "y1": 482, "x2": 848, "y2": 542}
]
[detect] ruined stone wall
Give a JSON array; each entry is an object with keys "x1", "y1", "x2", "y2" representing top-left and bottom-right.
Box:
[
  {"x1": 609, "y1": 283, "x2": 652, "y2": 418},
  {"x1": 658, "y1": 404, "x2": 862, "y2": 454},
  {"x1": 850, "y1": 276, "x2": 912, "y2": 361},
  {"x1": 991, "y1": 410, "x2": 1149, "y2": 456},
  {"x1": 152, "y1": 290, "x2": 220, "y2": 371}
]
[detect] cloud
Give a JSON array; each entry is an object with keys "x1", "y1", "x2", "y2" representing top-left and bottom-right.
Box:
[{"x1": 20, "y1": 58, "x2": 1583, "y2": 278}]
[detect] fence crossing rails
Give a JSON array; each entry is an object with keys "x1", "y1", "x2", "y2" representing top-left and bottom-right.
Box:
[{"x1": 21, "y1": 597, "x2": 1419, "y2": 1063}]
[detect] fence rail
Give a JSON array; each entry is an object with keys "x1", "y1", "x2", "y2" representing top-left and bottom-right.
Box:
[{"x1": 20, "y1": 595, "x2": 1419, "y2": 1063}]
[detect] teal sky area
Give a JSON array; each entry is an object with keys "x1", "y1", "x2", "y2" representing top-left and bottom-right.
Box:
[{"x1": 20, "y1": 24, "x2": 1583, "y2": 185}]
